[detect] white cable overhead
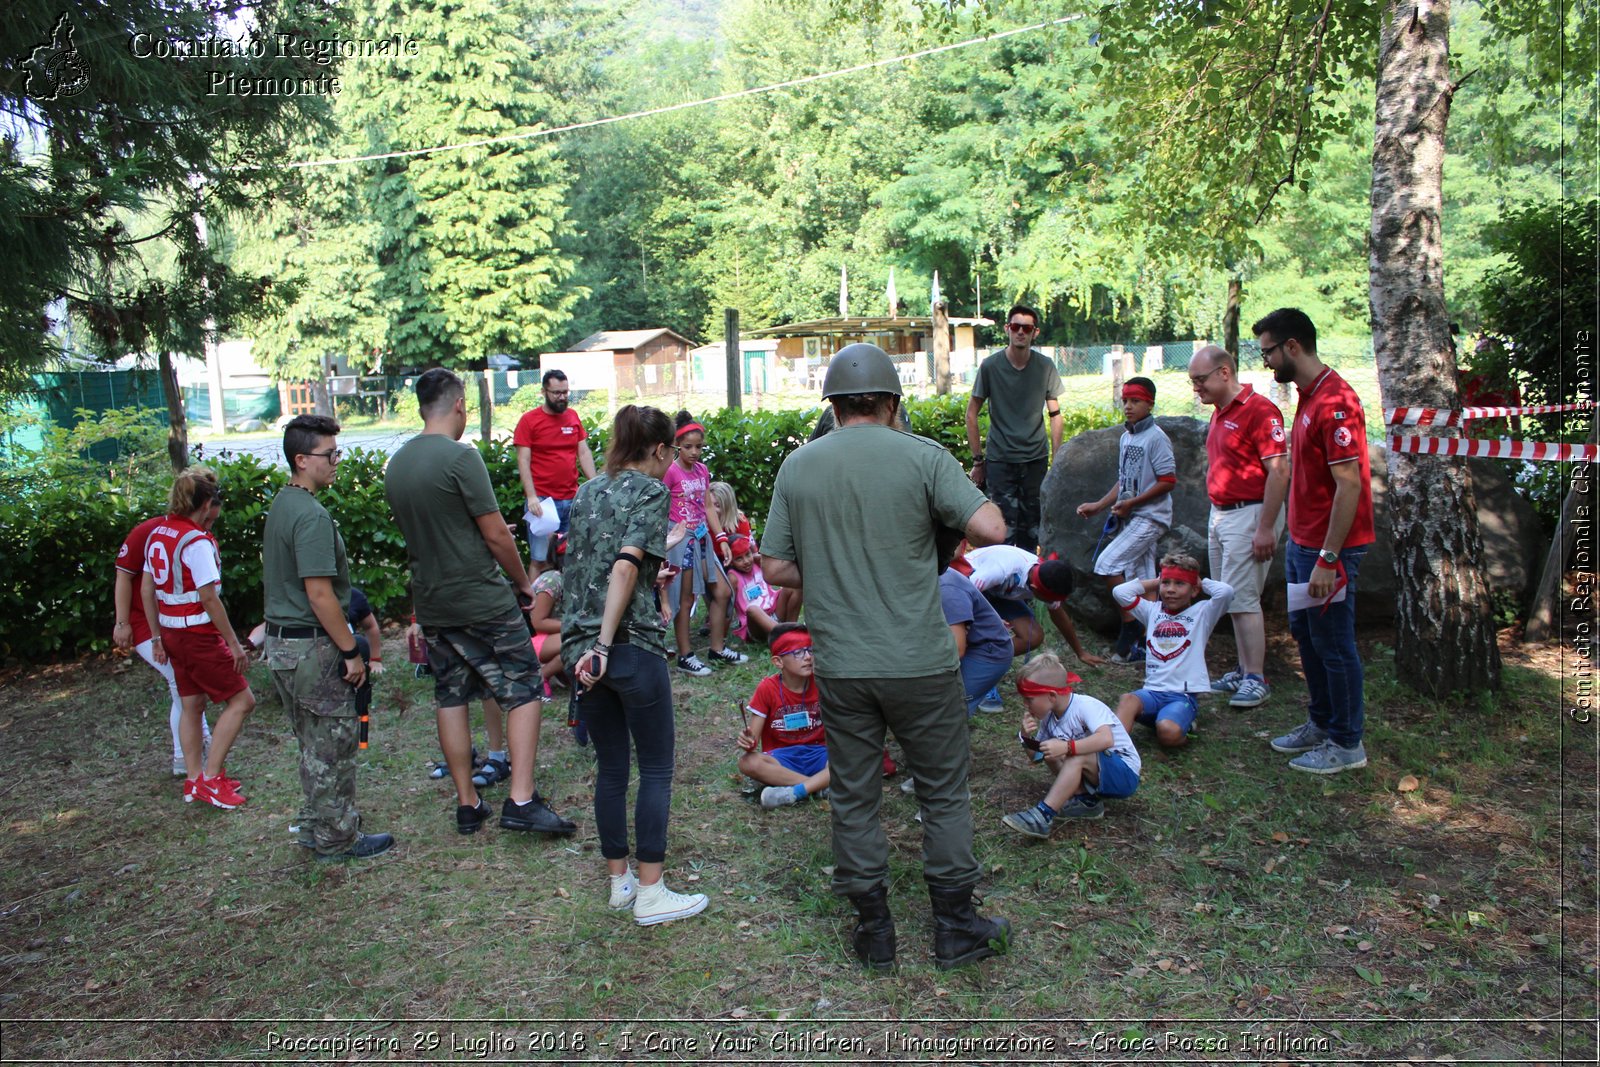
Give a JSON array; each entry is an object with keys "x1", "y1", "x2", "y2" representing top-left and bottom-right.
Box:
[{"x1": 289, "y1": 13, "x2": 1084, "y2": 170}]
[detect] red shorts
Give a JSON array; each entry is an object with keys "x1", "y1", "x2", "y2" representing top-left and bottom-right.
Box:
[{"x1": 163, "y1": 626, "x2": 248, "y2": 702}]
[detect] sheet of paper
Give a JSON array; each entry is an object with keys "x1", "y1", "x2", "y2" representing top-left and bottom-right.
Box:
[{"x1": 1286, "y1": 581, "x2": 1348, "y2": 613}]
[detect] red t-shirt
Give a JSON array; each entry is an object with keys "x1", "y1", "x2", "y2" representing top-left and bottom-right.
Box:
[
  {"x1": 748, "y1": 673, "x2": 824, "y2": 751},
  {"x1": 115, "y1": 515, "x2": 167, "y2": 646},
  {"x1": 1206, "y1": 385, "x2": 1288, "y2": 506},
  {"x1": 511, "y1": 406, "x2": 588, "y2": 500},
  {"x1": 1288, "y1": 369, "x2": 1375, "y2": 549}
]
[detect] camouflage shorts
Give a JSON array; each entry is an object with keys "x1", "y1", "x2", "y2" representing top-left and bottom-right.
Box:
[
  {"x1": 425, "y1": 608, "x2": 541, "y2": 710},
  {"x1": 265, "y1": 634, "x2": 357, "y2": 718}
]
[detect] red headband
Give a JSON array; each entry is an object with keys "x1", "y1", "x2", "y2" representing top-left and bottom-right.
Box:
[
  {"x1": 770, "y1": 630, "x2": 811, "y2": 656},
  {"x1": 1025, "y1": 564, "x2": 1057, "y2": 601},
  {"x1": 1017, "y1": 673, "x2": 1081, "y2": 698},
  {"x1": 1161, "y1": 565, "x2": 1201, "y2": 585},
  {"x1": 730, "y1": 536, "x2": 753, "y2": 557},
  {"x1": 674, "y1": 422, "x2": 705, "y2": 440},
  {"x1": 1122, "y1": 383, "x2": 1154, "y2": 404},
  {"x1": 949, "y1": 555, "x2": 974, "y2": 577}
]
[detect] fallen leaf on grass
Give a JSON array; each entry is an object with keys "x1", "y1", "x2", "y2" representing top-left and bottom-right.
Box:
[
  {"x1": 554, "y1": 886, "x2": 569, "y2": 899},
  {"x1": 1126, "y1": 965, "x2": 1150, "y2": 978},
  {"x1": 1272, "y1": 831, "x2": 1290, "y2": 843},
  {"x1": 1397, "y1": 775, "x2": 1420, "y2": 792},
  {"x1": 1263, "y1": 858, "x2": 1278, "y2": 874},
  {"x1": 1356, "y1": 940, "x2": 1373, "y2": 952},
  {"x1": 1156, "y1": 958, "x2": 1173, "y2": 971},
  {"x1": 729, "y1": 1006, "x2": 749, "y2": 1019}
]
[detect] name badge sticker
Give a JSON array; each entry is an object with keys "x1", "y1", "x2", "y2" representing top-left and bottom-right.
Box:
[{"x1": 782, "y1": 711, "x2": 811, "y2": 731}]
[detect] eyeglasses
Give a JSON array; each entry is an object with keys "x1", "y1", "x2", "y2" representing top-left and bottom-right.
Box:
[
  {"x1": 306, "y1": 448, "x2": 342, "y2": 462},
  {"x1": 545, "y1": 389, "x2": 570, "y2": 398},
  {"x1": 1188, "y1": 365, "x2": 1223, "y2": 388},
  {"x1": 1005, "y1": 322, "x2": 1036, "y2": 333},
  {"x1": 778, "y1": 646, "x2": 814, "y2": 659},
  {"x1": 1259, "y1": 341, "x2": 1284, "y2": 365}
]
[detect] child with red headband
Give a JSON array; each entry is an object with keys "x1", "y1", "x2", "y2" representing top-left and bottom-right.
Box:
[
  {"x1": 1112, "y1": 553, "x2": 1233, "y2": 749},
  {"x1": 1001, "y1": 653, "x2": 1140, "y2": 836},
  {"x1": 958, "y1": 544, "x2": 1106, "y2": 667},
  {"x1": 664, "y1": 411, "x2": 746, "y2": 675},
  {"x1": 1076, "y1": 376, "x2": 1177, "y2": 663},
  {"x1": 727, "y1": 535, "x2": 782, "y2": 643},
  {"x1": 736, "y1": 623, "x2": 830, "y2": 809}
]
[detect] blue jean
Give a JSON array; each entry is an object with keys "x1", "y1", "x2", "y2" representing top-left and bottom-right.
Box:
[
  {"x1": 1286, "y1": 541, "x2": 1368, "y2": 748},
  {"x1": 959, "y1": 648, "x2": 1013, "y2": 715},
  {"x1": 579, "y1": 644, "x2": 675, "y2": 863}
]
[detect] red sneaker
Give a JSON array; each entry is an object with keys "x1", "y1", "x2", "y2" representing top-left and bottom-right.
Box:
[
  {"x1": 182, "y1": 778, "x2": 201, "y2": 803},
  {"x1": 196, "y1": 774, "x2": 246, "y2": 809}
]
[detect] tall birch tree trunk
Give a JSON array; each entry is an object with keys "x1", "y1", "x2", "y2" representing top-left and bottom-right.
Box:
[{"x1": 1369, "y1": 0, "x2": 1500, "y2": 694}]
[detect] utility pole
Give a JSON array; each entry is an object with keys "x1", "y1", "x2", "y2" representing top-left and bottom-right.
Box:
[{"x1": 724, "y1": 308, "x2": 741, "y2": 411}]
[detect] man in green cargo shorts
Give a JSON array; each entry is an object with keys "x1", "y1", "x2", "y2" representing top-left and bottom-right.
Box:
[{"x1": 262, "y1": 414, "x2": 394, "y2": 862}]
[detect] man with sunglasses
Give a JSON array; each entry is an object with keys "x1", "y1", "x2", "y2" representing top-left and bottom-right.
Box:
[
  {"x1": 262, "y1": 414, "x2": 394, "y2": 861},
  {"x1": 966, "y1": 304, "x2": 1063, "y2": 551},
  {"x1": 1187, "y1": 344, "x2": 1289, "y2": 709}
]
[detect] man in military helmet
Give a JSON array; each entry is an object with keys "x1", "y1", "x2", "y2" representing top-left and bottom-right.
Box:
[{"x1": 761, "y1": 343, "x2": 1014, "y2": 972}]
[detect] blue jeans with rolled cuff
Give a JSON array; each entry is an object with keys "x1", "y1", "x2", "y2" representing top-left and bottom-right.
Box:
[{"x1": 1285, "y1": 541, "x2": 1368, "y2": 749}]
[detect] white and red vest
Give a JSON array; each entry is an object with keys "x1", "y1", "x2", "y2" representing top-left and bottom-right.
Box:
[{"x1": 144, "y1": 516, "x2": 220, "y2": 631}]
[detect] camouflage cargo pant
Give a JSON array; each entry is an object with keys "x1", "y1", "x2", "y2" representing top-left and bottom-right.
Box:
[
  {"x1": 424, "y1": 607, "x2": 541, "y2": 710},
  {"x1": 265, "y1": 634, "x2": 359, "y2": 855}
]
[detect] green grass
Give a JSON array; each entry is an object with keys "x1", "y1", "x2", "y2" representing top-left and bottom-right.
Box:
[{"x1": 0, "y1": 617, "x2": 1592, "y2": 1063}]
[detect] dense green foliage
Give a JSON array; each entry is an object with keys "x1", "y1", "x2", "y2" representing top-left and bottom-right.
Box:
[
  {"x1": 0, "y1": 1, "x2": 334, "y2": 392},
  {"x1": 1, "y1": 396, "x2": 1121, "y2": 662}
]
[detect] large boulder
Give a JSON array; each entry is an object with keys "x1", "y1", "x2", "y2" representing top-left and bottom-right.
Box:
[{"x1": 1039, "y1": 417, "x2": 1543, "y2": 632}]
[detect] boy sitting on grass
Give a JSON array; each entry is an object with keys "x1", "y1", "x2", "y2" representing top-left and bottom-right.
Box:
[
  {"x1": 1001, "y1": 653, "x2": 1141, "y2": 837},
  {"x1": 736, "y1": 623, "x2": 830, "y2": 810},
  {"x1": 1112, "y1": 554, "x2": 1233, "y2": 750}
]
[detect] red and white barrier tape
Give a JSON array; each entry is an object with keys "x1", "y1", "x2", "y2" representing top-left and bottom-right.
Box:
[
  {"x1": 1386, "y1": 401, "x2": 1594, "y2": 426},
  {"x1": 1387, "y1": 434, "x2": 1600, "y2": 463}
]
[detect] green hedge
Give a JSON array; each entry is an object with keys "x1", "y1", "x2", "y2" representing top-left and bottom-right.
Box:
[{"x1": 0, "y1": 398, "x2": 1119, "y2": 664}]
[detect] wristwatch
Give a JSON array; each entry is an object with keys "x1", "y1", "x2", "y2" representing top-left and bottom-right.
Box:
[{"x1": 1317, "y1": 549, "x2": 1339, "y2": 566}]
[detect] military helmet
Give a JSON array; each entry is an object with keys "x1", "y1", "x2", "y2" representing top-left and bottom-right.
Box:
[{"x1": 821, "y1": 342, "x2": 902, "y2": 399}]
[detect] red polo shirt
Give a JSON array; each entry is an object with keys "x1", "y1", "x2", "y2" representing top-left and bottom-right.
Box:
[
  {"x1": 1206, "y1": 385, "x2": 1287, "y2": 506},
  {"x1": 511, "y1": 407, "x2": 588, "y2": 500},
  {"x1": 115, "y1": 515, "x2": 168, "y2": 646},
  {"x1": 1288, "y1": 369, "x2": 1375, "y2": 549}
]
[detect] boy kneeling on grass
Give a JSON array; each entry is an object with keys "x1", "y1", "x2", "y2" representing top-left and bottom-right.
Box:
[
  {"x1": 1002, "y1": 653, "x2": 1141, "y2": 837},
  {"x1": 736, "y1": 623, "x2": 830, "y2": 810},
  {"x1": 1112, "y1": 553, "x2": 1233, "y2": 750}
]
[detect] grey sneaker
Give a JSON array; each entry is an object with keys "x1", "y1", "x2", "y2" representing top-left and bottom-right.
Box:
[
  {"x1": 707, "y1": 647, "x2": 748, "y2": 665},
  {"x1": 1289, "y1": 740, "x2": 1368, "y2": 775},
  {"x1": 899, "y1": 776, "x2": 917, "y2": 795},
  {"x1": 1230, "y1": 677, "x2": 1271, "y2": 708},
  {"x1": 1270, "y1": 721, "x2": 1328, "y2": 754},
  {"x1": 676, "y1": 654, "x2": 713, "y2": 677},
  {"x1": 1211, "y1": 670, "x2": 1245, "y2": 693},
  {"x1": 1058, "y1": 794, "x2": 1105, "y2": 820},
  {"x1": 1001, "y1": 806, "x2": 1055, "y2": 839},
  {"x1": 976, "y1": 686, "x2": 1004, "y2": 714},
  {"x1": 171, "y1": 756, "x2": 187, "y2": 777},
  {"x1": 760, "y1": 785, "x2": 802, "y2": 809}
]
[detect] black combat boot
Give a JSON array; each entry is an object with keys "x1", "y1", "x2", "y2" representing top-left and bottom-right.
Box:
[
  {"x1": 928, "y1": 884, "x2": 1010, "y2": 970},
  {"x1": 848, "y1": 884, "x2": 896, "y2": 970}
]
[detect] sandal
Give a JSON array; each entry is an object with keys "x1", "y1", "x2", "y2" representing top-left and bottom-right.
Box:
[
  {"x1": 429, "y1": 747, "x2": 478, "y2": 780},
  {"x1": 471, "y1": 756, "x2": 511, "y2": 788}
]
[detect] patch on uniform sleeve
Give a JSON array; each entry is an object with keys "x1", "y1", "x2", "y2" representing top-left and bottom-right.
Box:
[
  {"x1": 1333, "y1": 410, "x2": 1347, "y2": 420},
  {"x1": 1333, "y1": 426, "x2": 1353, "y2": 448},
  {"x1": 1271, "y1": 424, "x2": 1286, "y2": 443}
]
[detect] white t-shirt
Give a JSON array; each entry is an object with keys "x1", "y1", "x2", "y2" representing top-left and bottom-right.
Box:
[
  {"x1": 1114, "y1": 577, "x2": 1233, "y2": 693},
  {"x1": 1035, "y1": 692, "x2": 1141, "y2": 777},
  {"x1": 965, "y1": 544, "x2": 1058, "y2": 605}
]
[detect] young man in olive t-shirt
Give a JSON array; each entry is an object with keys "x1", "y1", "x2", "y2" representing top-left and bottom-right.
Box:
[
  {"x1": 385, "y1": 369, "x2": 576, "y2": 838},
  {"x1": 965, "y1": 304, "x2": 1064, "y2": 551},
  {"x1": 262, "y1": 415, "x2": 393, "y2": 861}
]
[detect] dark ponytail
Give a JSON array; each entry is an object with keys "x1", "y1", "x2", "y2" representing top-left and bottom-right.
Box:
[{"x1": 606, "y1": 405, "x2": 674, "y2": 475}]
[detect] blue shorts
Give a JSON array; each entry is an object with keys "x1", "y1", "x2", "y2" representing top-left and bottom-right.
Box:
[
  {"x1": 1131, "y1": 689, "x2": 1198, "y2": 735},
  {"x1": 1091, "y1": 751, "x2": 1140, "y2": 799},
  {"x1": 526, "y1": 498, "x2": 574, "y2": 563},
  {"x1": 770, "y1": 743, "x2": 829, "y2": 777},
  {"x1": 988, "y1": 595, "x2": 1033, "y2": 623}
]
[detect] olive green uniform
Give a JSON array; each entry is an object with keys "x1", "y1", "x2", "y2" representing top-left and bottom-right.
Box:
[{"x1": 261, "y1": 485, "x2": 360, "y2": 856}]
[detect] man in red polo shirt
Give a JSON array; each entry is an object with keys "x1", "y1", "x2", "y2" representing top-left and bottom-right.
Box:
[
  {"x1": 1255, "y1": 309, "x2": 1375, "y2": 775},
  {"x1": 1188, "y1": 344, "x2": 1289, "y2": 708},
  {"x1": 513, "y1": 369, "x2": 596, "y2": 574}
]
